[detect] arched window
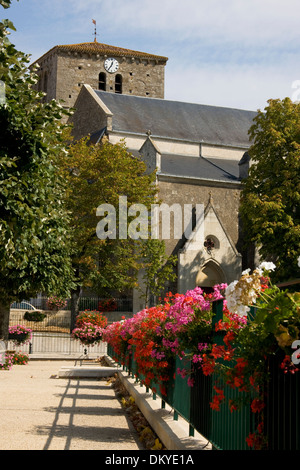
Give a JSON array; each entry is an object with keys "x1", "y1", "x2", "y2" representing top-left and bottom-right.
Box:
[
  {"x1": 115, "y1": 74, "x2": 122, "y2": 94},
  {"x1": 98, "y1": 72, "x2": 106, "y2": 91}
]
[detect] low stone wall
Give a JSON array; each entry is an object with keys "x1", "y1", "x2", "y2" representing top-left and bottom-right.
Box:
[{"x1": 10, "y1": 309, "x2": 133, "y2": 326}]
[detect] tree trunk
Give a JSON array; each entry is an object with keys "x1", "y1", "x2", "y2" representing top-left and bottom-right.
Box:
[
  {"x1": 70, "y1": 285, "x2": 82, "y2": 333},
  {"x1": 0, "y1": 299, "x2": 11, "y2": 342}
]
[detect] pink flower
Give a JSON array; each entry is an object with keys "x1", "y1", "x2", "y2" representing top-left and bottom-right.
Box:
[{"x1": 187, "y1": 377, "x2": 195, "y2": 387}]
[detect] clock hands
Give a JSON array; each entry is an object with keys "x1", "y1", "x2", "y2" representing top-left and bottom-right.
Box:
[{"x1": 104, "y1": 58, "x2": 119, "y2": 73}]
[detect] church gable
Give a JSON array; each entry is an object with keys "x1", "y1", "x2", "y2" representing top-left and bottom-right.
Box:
[
  {"x1": 139, "y1": 136, "x2": 161, "y2": 174},
  {"x1": 70, "y1": 85, "x2": 112, "y2": 140},
  {"x1": 177, "y1": 200, "x2": 242, "y2": 294}
]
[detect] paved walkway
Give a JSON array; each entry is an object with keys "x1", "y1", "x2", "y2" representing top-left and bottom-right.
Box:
[{"x1": 0, "y1": 360, "x2": 143, "y2": 450}]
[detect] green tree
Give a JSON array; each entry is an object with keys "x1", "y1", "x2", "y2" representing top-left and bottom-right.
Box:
[
  {"x1": 138, "y1": 239, "x2": 177, "y2": 308},
  {"x1": 0, "y1": 3, "x2": 75, "y2": 340},
  {"x1": 240, "y1": 98, "x2": 300, "y2": 282},
  {"x1": 58, "y1": 134, "x2": 159, "y2": 327},
  {"x1": 0, "y1": 1, "x2": 16, "y2": 8}
]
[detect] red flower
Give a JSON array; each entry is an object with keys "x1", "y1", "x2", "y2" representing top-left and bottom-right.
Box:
[
  {"x1": 229, "y1": 399, "x2": 238, "y2": 413},
  {"x1": 210, "y1": 386, "x2": 225, "y2": 411},
  {"x1": 246, "y1": 431, "x2": 265, "y2": 450},
  {"x1": 251, "y1": 398, "x2": 265, "y2": 413},
  {"x1": 202, "y1": 354, "x2": 215, "y2": 375}
]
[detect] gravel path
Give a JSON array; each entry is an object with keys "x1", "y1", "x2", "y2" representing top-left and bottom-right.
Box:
[{"x1": 0, "y1": 360, "x2": 143, "y2": 450}]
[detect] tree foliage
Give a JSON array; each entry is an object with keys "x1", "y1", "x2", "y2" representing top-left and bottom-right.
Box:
[
  {"x1": 138, "y1": 239, "x2": 177, "y2": 308},
  {"x1": 58, "y1": 134, "x2": 159, "y2": 299},
  {"x1": 240, "y1": 98, "x2": 300, "y2": 282},
  {"x1": 0, "y1": 2, "x2": 75, "y2": 338},
  {"x1": 0, "y1": 0, "x2": 17, "y2": 8}
]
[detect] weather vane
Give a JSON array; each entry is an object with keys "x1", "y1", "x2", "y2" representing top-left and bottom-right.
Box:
[{"x1": 92, "y1": 19, "x2": 98, "y2": 42}]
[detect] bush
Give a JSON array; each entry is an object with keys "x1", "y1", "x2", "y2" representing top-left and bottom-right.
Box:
[
  {"x1": 23, "y1": 311, "x2": 46, "y2": 322},
  {"x1": 0, "y1": 353, "x2": 13, "y2": 370},
  {"x1": 10, "y1": 352, "x2": 29, "y2": 365}
]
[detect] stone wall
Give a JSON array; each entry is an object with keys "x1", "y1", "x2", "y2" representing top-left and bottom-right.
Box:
[
  {"x1": 36, "y1": 51, "x2": 166, "y2": 109},
  {"x1": 157, "y1": 178, "x2": 241, "y2": 257}
]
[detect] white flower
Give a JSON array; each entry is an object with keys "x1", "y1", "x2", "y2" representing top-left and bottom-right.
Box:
[
  {"x1": 298, "y1": 256, "x2": 300, "y2": 268},
  {"x1": 235, "y1": 304, "x2": 250, "y2": 317},
  {"x1": 225, "y1": 281, "x2": 248, "y2": 317},
  {"x1": 258, "y1": 261, "x2": 276, "y2": 272},
  {"x1": 242, "y1": 268, "x2": 251, "y2": 275}
]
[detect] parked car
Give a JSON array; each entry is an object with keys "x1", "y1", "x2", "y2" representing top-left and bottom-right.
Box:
[{"x1": 10, "y1": 301, "x2": 36, "y2": 310}]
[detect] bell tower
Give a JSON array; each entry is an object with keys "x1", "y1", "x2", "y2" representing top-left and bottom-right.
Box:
[{"x1": 32, "y1": 40, "x2": 168, "y2": 109}]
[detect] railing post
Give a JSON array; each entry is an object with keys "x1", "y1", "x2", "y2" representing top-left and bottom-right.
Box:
[{"x1": 212, "y1": 298, "x2": 224, "y2": 328}]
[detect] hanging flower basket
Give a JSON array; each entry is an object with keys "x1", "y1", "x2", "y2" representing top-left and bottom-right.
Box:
[
  {"x1": 23, "y1": 311, "x2": 46, "y2": 322},
  {"x1": 8, "y1": 326, "x2": 32, "y2": 345},
  {"x1": 71, "y1": 322, "x2": 104, "y2": 346},
  {"x1": 47, "y1": 296, "x2": 67, "y2": 311}
]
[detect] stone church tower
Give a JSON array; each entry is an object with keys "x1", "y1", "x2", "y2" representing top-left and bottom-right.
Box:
[{"x1": 32, "y1": 41, "x2": 168, "y2": 108}]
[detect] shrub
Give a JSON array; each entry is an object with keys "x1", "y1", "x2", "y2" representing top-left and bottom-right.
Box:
[
  {"x1": 23, "y1": 311, "x2": 46, "y2": 322},
  {"x1": 10, "y1": 352, "x2": 29, "y2": 365}
]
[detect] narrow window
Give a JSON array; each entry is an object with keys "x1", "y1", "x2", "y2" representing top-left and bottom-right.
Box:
[
  {"x1": 99, "y1": 72, "x2": 106, "y2": 91},
  {"x1": 115, "y1": 74, "x2": 122, "y2": 94}
]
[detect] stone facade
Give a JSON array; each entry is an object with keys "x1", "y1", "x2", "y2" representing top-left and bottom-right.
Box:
[
  {"x1": 68, "y1": 85, "x2": 257, "y2": 308},
  {"x1": 32, "y1": 42, "x2": 168, "y2": 108}
]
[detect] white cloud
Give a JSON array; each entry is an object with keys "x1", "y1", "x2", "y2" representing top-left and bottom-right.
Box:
[
  {"x1": 6, "y1": 0, "x2": 300, "y2": 110},
  {"x1": 165, "y1": 61, "x2": 298, "y2": 110},
  {"x1": 66, "y1": 0, "x2": 300, "y2": 47}
]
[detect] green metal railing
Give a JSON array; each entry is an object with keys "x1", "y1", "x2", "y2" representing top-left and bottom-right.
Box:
[{"x1": 107, "y1": 299, "x2": 300, "y2": 450}]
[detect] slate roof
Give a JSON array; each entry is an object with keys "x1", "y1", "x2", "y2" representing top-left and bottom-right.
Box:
[
  {"x1": 159, "y1": 154, "x2": 240, "y2": 183},
  {"x1": 120, "y1": 150, "x2": 240, "y2": 183},
  {"x1": 94, "y1": 91, "x2": 256, "y2": 148}
]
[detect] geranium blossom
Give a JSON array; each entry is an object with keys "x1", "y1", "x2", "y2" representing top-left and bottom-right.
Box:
[
  {"x1": 72, "y1": 322, "x2": 104, "y2": 346},
  {"x1": 225, "y1": 264, "x2": 275, "y2": 316},
  {"x1": 8, "y1": 325, "x2": 32, "y2": 345}
]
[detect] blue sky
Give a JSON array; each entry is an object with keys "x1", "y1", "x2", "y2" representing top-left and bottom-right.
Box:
[{"x1": 3, "y1": 0, "x2": 300, "y2": 111}]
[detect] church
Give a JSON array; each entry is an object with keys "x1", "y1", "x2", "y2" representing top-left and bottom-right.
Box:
[{"x1": 32, "y1": 40, "x2": 257, "y2": 312}]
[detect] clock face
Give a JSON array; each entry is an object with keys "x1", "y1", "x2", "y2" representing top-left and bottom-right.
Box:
[{"x1": 104, "y1": 58, "x2": 119, "y2": 73}]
